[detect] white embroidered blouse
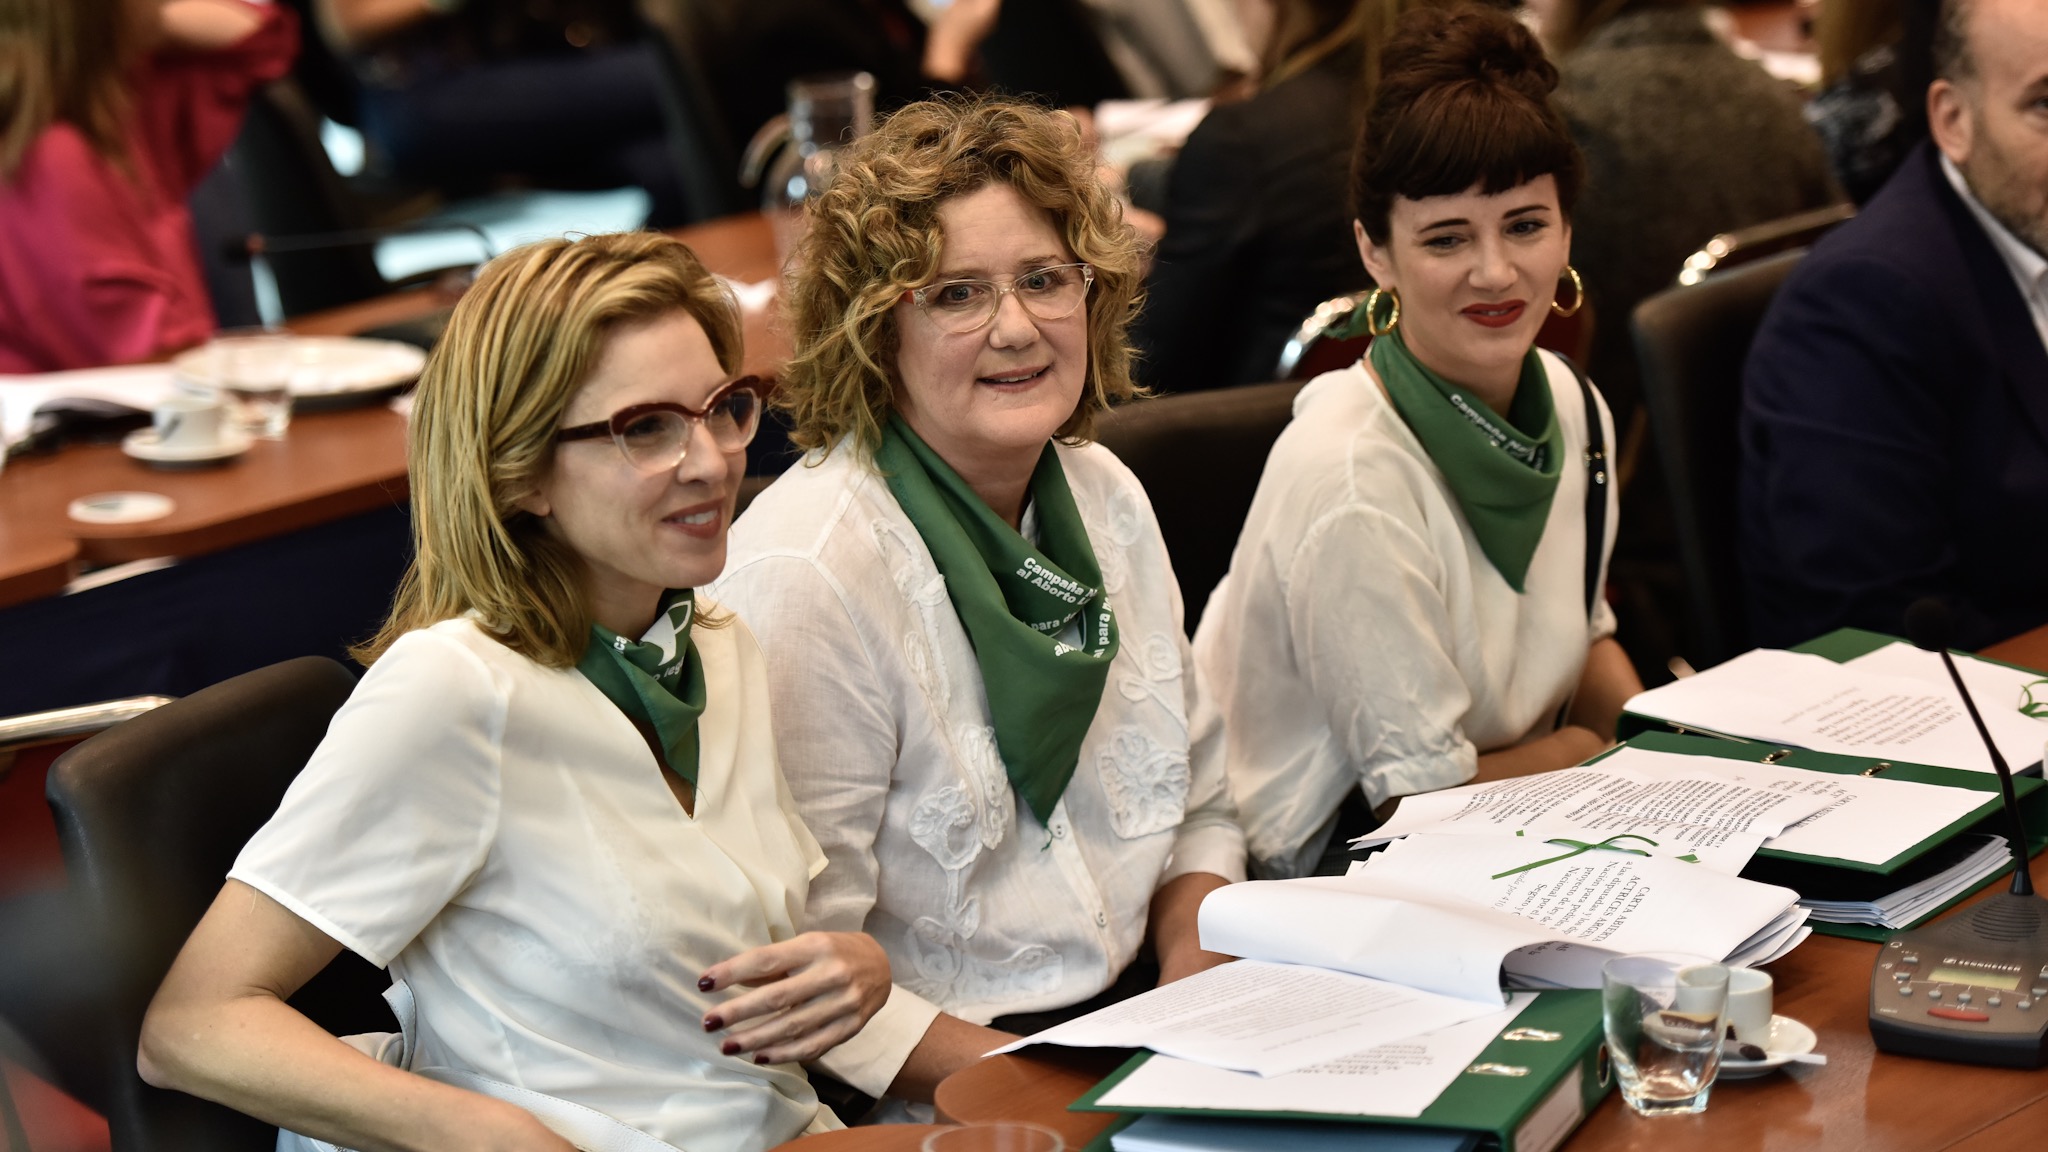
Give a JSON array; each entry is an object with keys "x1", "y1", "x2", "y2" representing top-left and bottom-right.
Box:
[{"x1": 712, "y1": 438, "x2": 1246, "y2": 1100}]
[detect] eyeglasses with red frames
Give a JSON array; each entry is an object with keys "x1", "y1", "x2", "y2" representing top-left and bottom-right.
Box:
[{"x1": 553, "y1": 376, "x2": 765, "y2": 473}]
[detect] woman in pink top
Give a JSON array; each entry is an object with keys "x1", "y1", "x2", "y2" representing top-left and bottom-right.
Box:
[{"x1": 0, "y1": 0, "x2": 296, "y2": 373}]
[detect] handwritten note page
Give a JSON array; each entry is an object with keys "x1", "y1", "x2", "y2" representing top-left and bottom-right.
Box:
[
  {"x1": 1624, "y1": 649, "x2": 2036, "y2": 773},
  {"x1": 985, "y1": 960, "x2": 1501, "y2": 1077},
  {"x1": 1354, "y1": 751, "x2": 1834, "y2": 872},
  {"x1": 1093, "y1": 995, "x2": 1536, "y2": 1119}
]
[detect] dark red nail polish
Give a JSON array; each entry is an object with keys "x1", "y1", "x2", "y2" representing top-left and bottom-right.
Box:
[
  {"x1": 754, "y1": 1054, "x2": 771, "y2": 1065},
  {"x1": 702, "y1": 1016, "x2": 722, "y2": 1032},
  {"x1": 698, "y1": 976, "x2": 716, "y2": 992},
  {"x1": 721, "y1": 1040, "x2": 741, "y2": 1057}
]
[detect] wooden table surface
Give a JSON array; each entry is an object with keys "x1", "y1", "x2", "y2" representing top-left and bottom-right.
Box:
[{"x1": 0, "y1": 213, "x2": 786, "y2": 608}]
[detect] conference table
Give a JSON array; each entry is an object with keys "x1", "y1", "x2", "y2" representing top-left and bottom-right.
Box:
[
  {"x1": 0, "y1": 212, "x2": 785, "y2": 614},
  {"x1": 778, "y1": 624, "x2": 2048, "y2": 1152}
]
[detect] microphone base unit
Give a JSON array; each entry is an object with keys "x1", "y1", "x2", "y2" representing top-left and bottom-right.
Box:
[{"x1": 1869, "y1": 891, "x2": 2048, "y2": 1068}]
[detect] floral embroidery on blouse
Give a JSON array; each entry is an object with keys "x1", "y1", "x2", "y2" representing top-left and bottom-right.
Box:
[{"x1": 1097, "y1": 725, "x2": 1192, "y2": 840}]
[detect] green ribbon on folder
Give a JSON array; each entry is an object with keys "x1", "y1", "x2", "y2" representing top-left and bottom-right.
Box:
[{"x1": 1491, "y1": 832, "x2": 1661, "y2": 879}]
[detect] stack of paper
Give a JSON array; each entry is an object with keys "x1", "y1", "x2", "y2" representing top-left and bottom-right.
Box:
[
  {"x1": 1624, "y1": 648, "x2": 2048, "y2": 774},
  {"x1": 1111, "y1": 1116, "x2": 1479, "y2": 1152},
  {"x1": 1800, "y1": 834, "x2": 2014, "y2": 928},
  {"x1": 1353, "y1": 745, "x2": 1997, "y2": 871},
  {"x1": 1350, "y1": 748, "x2": 1839, "y2": 873}
]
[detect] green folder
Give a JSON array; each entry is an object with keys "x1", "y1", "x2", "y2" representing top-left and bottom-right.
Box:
[
  {"x1": 1070, "y1": 991, "x2": 1610, "y2": 1152},
  {"x1": 1588, "y1": 730, "x2": 2047, "y2": 941}
]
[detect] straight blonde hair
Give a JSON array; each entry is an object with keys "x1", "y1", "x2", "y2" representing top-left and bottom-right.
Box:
[
  {"x1": 0, "y1": 0, "x2": 140, "y2": 180},
  {"x1": 355, "y1": 232, "x2": 742, "y2": 668}
]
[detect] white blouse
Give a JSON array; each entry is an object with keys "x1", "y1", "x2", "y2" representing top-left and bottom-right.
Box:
[
  {"x1": 713, "y1": 439, "x2": 1246, "y2": 1100},
  {"x1": 231, "y1": 614, "x2": 841, "y2": 1152},
  {"x1": 1192, "y1": 352, "x2": 1618, "y2": 879}
]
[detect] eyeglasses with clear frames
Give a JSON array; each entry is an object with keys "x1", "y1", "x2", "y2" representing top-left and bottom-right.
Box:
[
  {"x1": 553, "y1": 376, "x2": 764, "y2": 473},
  {"x1": 908, "y1": 263, "x2": 1095, "y2": 334}
]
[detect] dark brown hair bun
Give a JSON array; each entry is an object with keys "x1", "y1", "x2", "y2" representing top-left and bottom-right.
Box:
[{"x1": 1350, "y1": 3, "x2": 1582, "y2": 244}]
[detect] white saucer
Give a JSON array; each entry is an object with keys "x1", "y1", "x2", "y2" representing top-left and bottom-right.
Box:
[
  {"x1": 1718, "y1": 1015, "x2": 1818, "y2": 1079},
  {"x1": 122, "y1": 425, "x2": 253, "y2": 466}
]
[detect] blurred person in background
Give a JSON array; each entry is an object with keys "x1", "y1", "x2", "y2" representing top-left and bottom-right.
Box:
[
  {"x1": 312, "y1": 0, "x2": 694, "y2": 225},
  {"x1": 1541, "y1": 0, "x2": 1840, "y2": 678},
  {"x1": 1807, "y1": 0, "x2": 1933, "y2": 204},
  {"x1": 0, "y1": 0, "x2": 296, "y2": 372},
  {"x1": 1742, "y1": 0, "x2": 2048, "y2": 651},
  {"x1": 1132, "y1": 0, "x2": 1436, "y2": 395}
]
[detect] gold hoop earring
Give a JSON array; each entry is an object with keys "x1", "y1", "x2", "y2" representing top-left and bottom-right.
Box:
[
  {"x1": 1365, "y1": 286, "x2": 1400, "y2": 337},
  {"x1": 1551, "y1": 265, "x2": 1585, "y2": 317}
]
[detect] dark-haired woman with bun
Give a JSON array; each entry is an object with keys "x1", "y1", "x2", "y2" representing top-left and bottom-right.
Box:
[{"x1": 1193, "y1": 2, "x2": 1641, "y2": 880}]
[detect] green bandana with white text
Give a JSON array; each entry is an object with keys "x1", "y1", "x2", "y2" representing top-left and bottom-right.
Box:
[
  {"x1": 1370, "y1": 328, "x2": 1561, "y2": 592},
  {"x1": 578, "y1": 590, "x2": 707, "y2": 785},
  {"x1": 876, "y1": 415, "x2": 1119, "y2": 825}
]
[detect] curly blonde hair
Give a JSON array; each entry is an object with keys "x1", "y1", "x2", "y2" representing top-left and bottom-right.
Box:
[
  {"x1": 355, "y1": 232, "x2": 741, "y2": 668},
  {"x1": 779, "y1": 94, "x2": 1146, "y2": 459}
]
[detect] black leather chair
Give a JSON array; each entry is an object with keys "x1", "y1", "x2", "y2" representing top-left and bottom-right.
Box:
[
  {"x1": 46, "y1": 657, "x2": 393, "y2": 1152},
  {"x1": 1631, "y1": 249, "x2": 1807, "y2": 670},
  {"x1": 1093, "y1": 381, "x2": 1306, "y2": 632}
]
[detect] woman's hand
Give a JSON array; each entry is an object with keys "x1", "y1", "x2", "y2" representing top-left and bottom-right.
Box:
[
  {"x1": 698, "y1": 932, "x2": 890, "y2": 1065},
  {"x1": 1149, "y1": 872, "x2": 1237, "y2": 986}
]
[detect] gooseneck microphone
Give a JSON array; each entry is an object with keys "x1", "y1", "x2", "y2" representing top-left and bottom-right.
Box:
[
  {"x1": 1868, "y1": 597, "x2": 2048, "y2": 1067},
  {"x1": 1904, "y1": 597, "x2": 2034, "y2": 897}
]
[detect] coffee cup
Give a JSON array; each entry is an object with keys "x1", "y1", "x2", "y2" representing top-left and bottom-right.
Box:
[
  {"x1": 153, "y1": 394, "x2": 225, "y2": 451},
  {"x1": 1725, "y1": 967, "x2": 1774, "y2": 1046}
]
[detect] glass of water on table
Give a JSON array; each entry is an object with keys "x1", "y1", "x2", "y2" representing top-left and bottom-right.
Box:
[
  {"x1": 1603, "y1": 953, "x2": 1729, "y2": 1116},
  {"x1": 207, "y1": 328, "x2": 294, "y2": 439}
]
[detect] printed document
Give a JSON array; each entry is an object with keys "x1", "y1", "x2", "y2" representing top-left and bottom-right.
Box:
[
  {"x1": 1351, "y1": 750, "x2": 1834, "y2": 872},
  {"x1": 984, "y1": 960, "x2": 1500, "y2": 1077},
  {"x1": 1094, "y1": 995, "x2": 1536, "y2": 1119},
  {"x1": 1624, "y1": 649, "x2": 2047, "y2": 773}
]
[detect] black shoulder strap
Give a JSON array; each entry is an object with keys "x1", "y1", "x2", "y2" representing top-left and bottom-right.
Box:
[{"x1": 1559, "y1": 354, "x2": 1607, "y2": 622}]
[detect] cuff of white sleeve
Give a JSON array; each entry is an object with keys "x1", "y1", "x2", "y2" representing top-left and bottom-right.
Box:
[
  {"x1": 1364, "y1": 746, "x2": 1478, "y2": 810},
  {"x1": 811, "y1": 983, "x2": 943, "y2": 1099},
  {"x1": 1160, "y1": 819, "x2": 1247, "y2": 886}
]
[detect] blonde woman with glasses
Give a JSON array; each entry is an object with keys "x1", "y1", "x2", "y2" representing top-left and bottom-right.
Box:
[
  {"x1": 138, "y1": 233, "x2": 888, "y2": 1152},
  {"x1": 712, "y1": 96, "x2": 1246, "y2": 1120}
]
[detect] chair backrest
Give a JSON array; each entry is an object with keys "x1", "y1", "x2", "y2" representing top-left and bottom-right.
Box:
[
  {"x1": 1631, "y1": 249, "x2": 1807, "y2": 669},
  {"x1": 1276, "y1": 292, "x2": 1596, "y2": 381},
  {"x1": 228, "y1": 78, "x2": 392, "y2": 316},
  {"x1": 1676, "y1": 202, "x2": 1856, "y2": 285},
  {"x1": 46, "y1": 657, "x2": 391, "y2": 1152},
  {"x1": 635, "y1": 10, "x2": 746, "y2": 224},
  {"x1": 1093, "y1": 381, "x2": 1306, "y2": 632}
]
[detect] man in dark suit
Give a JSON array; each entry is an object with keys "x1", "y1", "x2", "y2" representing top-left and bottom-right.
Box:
[{"x1": 1739, "y1": 0, "x2": 2048, "y2": 651}]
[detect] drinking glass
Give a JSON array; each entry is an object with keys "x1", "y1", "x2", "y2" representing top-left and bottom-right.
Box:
[
  {"x1": 208, "y1": 328, "x2": 294, "y2": 439},
  {"x1": 920, "y1": 1122, "x2": 1065, "y2": 1152},
  {"x1": 1602, "y1": 952, "x2": 1728, "y2": 1116}
]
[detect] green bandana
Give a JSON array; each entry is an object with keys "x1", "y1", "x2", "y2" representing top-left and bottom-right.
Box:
[
  {"x1": 578, "y1": 590, "x2": 708, "y2": 785},
  {"x1": 1370, "y1": 328, "x2": 1562, "y2": 592},
  {"x1": 876, "y1": 415, "x2": 1120, "y2": 825}
]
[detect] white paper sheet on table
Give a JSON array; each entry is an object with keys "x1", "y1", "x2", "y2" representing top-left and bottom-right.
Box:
[
  {"x1": 1623, "y1": 648, "x2": 2043, "y2": 773},
  {"x1": 983, "y1": 960, "x2": 1500, "y2": 1078},
  {"x1": 1094, "y1": 994, "x2": 1536, "y2": 1120},
  {"x1": 1350, "y1": 748, "x2": 1835, "y2": 873},
  {"x1": 1842, "y1": 642, "x2": 2048, "y2": 768},
  {"x1": 1, "y1": 364, "x2": 179, "y2": 448}
]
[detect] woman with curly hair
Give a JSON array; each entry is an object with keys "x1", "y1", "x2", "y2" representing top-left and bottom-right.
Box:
[{"x1": 712, "y1": 96, "x2": 1245, "y2": 1118}]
